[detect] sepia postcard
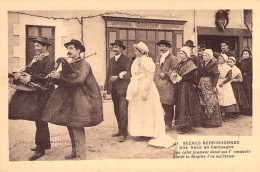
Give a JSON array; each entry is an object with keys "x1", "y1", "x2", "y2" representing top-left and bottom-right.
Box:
[{"x1": 0, "y1": 0, "x2": 260, "y2": 171}]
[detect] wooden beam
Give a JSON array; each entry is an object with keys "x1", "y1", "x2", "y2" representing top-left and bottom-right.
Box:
[{"x1": 197, "y1": 26, "x2": 251, "y2": 37}]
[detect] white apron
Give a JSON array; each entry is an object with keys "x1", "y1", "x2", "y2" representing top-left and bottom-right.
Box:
[{"x1": 216, "y1": 63, "x2": 237, "y2": 106}]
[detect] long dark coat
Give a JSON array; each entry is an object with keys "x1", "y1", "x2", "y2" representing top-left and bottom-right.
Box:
[
  {"x1": 238, "y1": 58, "x2": 252, "y2": 108},
  {"x1": 9, "y1": 54, "x2": 54, "y2": 121},
  {"x1": 154, "y1": 53, "x2": 178, "y2": 105},
  {"x1": 42, "y1": 58, "x2": 103, "y2": 127}
]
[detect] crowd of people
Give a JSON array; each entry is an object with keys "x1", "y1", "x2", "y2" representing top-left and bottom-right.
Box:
[
  {"x1": 105, "y1": 39, "x2": 252, "y2": 142},
  {"x1": 8, "y1": 37, "x2": 252, "y2": 161}
]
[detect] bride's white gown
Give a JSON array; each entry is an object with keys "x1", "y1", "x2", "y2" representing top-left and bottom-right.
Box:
[{"x1": 127, "y1": 55, "x2": 176, "y2": 148}]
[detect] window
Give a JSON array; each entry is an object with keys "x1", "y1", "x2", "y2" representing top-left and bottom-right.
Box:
[
  {"x1": 243, "y1": 37, "x2": 252, "y2": 49},
  {"x1": 26, "y1": 25, "x2": 55, "y2": 65},
  {"x1": 107, "y1": 28, "x2": 183, "y2": 62}
]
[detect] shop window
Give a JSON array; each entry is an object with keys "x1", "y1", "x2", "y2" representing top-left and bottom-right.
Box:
[
  {"x1": 107, "y1": 28, "x2": 182, "y2": 64},
  {"x1": 26, "y1": 25, "x2": 55, "y2": 65}
]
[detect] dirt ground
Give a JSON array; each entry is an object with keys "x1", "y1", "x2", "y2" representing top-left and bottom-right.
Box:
[{"x1": 9, "y1": 98, "x2": 252, "y2": 161}]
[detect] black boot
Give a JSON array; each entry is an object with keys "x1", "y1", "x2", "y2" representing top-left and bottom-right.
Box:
[{"x1": 29, "y1": 149, "x2": 45, "y2": 161}]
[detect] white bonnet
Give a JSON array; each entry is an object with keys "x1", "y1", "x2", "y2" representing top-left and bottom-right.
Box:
[
  {"x1": 204, "y1": 49, "x2": 214, "y2": 59},
  {"x1": 220, "y1": 53, "x2": 229, "y2": 62},
  {"x1": 133, "y1": 42, "x2": 149, "y2": 54},
  {"x1": 229, "y1": 56, "x2": 236, "y2": 63}
]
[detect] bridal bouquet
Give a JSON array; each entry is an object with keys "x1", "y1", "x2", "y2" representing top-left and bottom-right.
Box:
[{"x1": 167, "y1": 70, "x2": 182, "y2": 84}]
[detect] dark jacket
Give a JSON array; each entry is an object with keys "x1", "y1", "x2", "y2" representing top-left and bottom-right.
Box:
[
  {"x1": 104, "y1": 54, "x2": 131, "y2": 95},
  {"x1": 154, "y1": 53, "x2": 178, "y2": 105},
  {"x1": 42, "y1": 59, "x2": 103, "y2": 127}
]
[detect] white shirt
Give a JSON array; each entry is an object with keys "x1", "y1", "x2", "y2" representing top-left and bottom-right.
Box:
[
  {"x1": 115, "y1": 53, "x2": 122, "y2": 61},
  {"x1": 160, "y1": 51, "x2": 170, "y2": 65}
]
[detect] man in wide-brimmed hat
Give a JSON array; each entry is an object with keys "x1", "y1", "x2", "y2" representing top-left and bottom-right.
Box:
[
  {"x1": 104, "y1": 40, "x2": 131, "y2": 142},
  {"x1": 154, "y1": 40, "x2": 178, "y2": 130},
  {"x1": 42, "y1": 39, "x2": 103, "y2": 160},
  {"x1": 9, "y1": 37, "x2": 54, "y2": 161}
]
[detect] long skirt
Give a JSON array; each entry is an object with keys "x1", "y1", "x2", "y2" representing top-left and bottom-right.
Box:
[
  {"x1": 231, "y1": 82, "x2": 250, "y2": 110},
  {"x1": 199, "y1": 77, "x2": 222, "y2": 127},
  {"x1": 175, "y1": 80, "x2": 204, "y2": 130},
  {"x1": 216, "y1": 79, "x2": 239, "y2": 113},
  {"x1": 242, "y1": 76, "x2": 252, "y2": 108},
  {"x1": 127, "y1": 80, "x2": 176, "y2": 148}
]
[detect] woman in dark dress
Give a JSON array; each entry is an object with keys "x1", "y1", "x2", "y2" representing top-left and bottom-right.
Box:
[
  {"x1": 228, "y1": 56, "x2": 250, "y2": 116},
  {"x1": 171, "y1": 47, "x2": 203, "y2": 134},
  {"x1": 237, "y1": 48, "x2": 252, "y2": 115},
  {"x1": 199, "y1": 49, "x2": 222, "y2": 127}
]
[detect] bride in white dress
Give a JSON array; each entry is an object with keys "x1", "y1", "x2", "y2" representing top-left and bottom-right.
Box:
[{"x1": 126, "y1": 42, "x2": 176, "y2": 148}]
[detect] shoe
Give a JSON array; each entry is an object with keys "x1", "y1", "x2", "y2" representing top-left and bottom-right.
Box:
[
  {"x1": 165, "y1": 124, "x2": 172, "y2": 131},
  {"x1": 29, "y1": 150, "x2": 45, "y2": 161},
  {"x1": 118, "y1": 136, "x2": 127, "y2": 142},
  {"x1": 65, "y1": 154, "x2": 77, "y2": 160},
  {"x1": 31, "y1": 146, "x2": 51, "y2": 151},
  {"x1": 112, "y1": 132, "x2": 121, "y2": 137},
  {"x1": 178, "y1": 128, "x2": 190, "y2": 134}
]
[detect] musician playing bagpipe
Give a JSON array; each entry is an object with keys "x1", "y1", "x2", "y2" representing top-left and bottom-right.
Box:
[
  {"x1": 9, "y1": 37, "x2": 54, "y2": 161},
  {"x1": 42, "y1": 39, "x2": 103, "y2": 160}
]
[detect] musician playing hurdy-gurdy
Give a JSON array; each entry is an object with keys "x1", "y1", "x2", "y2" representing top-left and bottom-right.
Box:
[{"x1": 9, "y1": 37, "x2": 54, "y2": 161}]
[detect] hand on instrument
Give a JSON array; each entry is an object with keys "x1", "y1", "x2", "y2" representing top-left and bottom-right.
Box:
[
  {"x1": 19, "y1": 75, "x2": 31, "y2": 84},
  {"x1": 14, "y1": 72, "x2": 22, "y2": 80},
  {"x1": 49, "y1": 71, "x2": 61, "y2": 79},
  {"x1": 30, "y1": 58, "x2": 38, "y2": 65},
  {"x1": 219, "y1": 82, "x2": 224, "y2": 87},
  {"x1": 110, "y1": 76, "x2": 119, "y2": 82}
]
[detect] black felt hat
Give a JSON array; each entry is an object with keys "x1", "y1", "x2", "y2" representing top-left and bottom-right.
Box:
[
  {"x1": 183, "y1": 40, "x2": 195, "y2": 47},
  {"x1": 31, "y1": 37, "x2": 51, "y2": 47},
  {"x1": 64, "y1": 39, "x2": 85, "y2": 52},
  {"x1": 156, "y1": 40, "x2": 172, "y2": 48},
  {"x1": 110, "y1": 40, "x2": 126, "y2": 50}
]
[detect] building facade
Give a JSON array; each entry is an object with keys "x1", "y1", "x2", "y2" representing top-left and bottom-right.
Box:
[{"x1": 8, "y1": 10, "x2": 252, "y2": 88}]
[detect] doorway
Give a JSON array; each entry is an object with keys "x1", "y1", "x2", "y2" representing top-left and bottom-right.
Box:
[{"x1": 198, "y1": 35, "x2": 239, "y2": 55}]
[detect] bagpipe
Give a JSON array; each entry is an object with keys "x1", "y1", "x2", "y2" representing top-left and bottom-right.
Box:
[
  {"x1": 8, "y1": 52, "x2": 97, "y2": 91},
  {"x1": 44, "y1": 52, "x2": 97, "y2": 87}
]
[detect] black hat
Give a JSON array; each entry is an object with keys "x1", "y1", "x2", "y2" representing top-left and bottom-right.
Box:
[
  {"x1": 183, "y1": 40, "x2": 195, "y2": 47},
  {"x1": 110, "y1": 40, "x2": 126, "y2": 50},
  {"x1": 64, "y1": 39, "x2": 85, "y2": 52},
  {"x1": 198, "y1": 44, "x2": 206, "y2": 50},
  {"x1": 156, "y1": 40, "x2": 172, "y2": 48},
  {"x1": 31, "y1": 37, "x2": 51, "y2": 47}
]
